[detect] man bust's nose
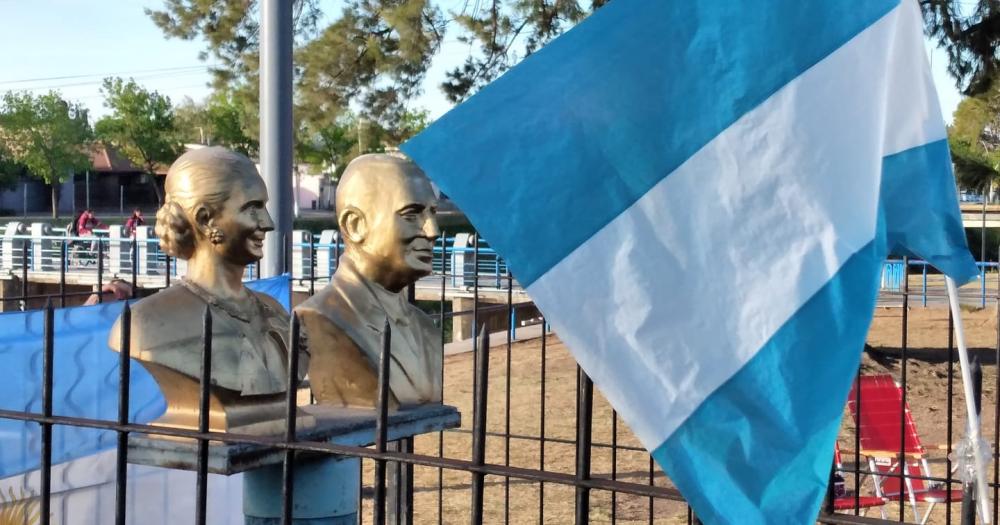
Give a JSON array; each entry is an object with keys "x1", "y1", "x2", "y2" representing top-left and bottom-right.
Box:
[
  {"x1": 422, "y1": 216, "x2": 441, "y2": 239},
  {"x1": 259, "y1": 210, "x2": 276, "y2": 232}
]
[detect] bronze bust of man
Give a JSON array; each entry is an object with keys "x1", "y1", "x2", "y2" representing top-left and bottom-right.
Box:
[
  {"x1": 109, "y1": 147, "x2": 306, "y2": 432},
  {"x1": 296, "y1": 153, "x2": 442, "y2": 408}
]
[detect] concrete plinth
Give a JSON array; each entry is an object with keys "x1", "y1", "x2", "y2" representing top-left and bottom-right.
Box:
[
  {"x1": 244, "y1": 455, "x2": 359, "y2": 524},
  {"x1": 127, "y1": 403, "x2": 460, "y2": 523}
]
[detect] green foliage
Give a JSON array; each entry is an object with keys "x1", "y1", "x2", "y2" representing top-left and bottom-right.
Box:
[
  {"x1": 148, "y1": 0, "x2": 1000, "y2": 135},
  {"x1": 0, "y1": 91, "x2": 93, "y2": 217},
  {"x1": 948, "y1": 78, "x2": 1000, "y2": 193},
  {"x1": 175, "y1": 91, "x2": 259, "y2": 156},
  {"x1": 0, "y1": 91, "x2": 93, "y2": 185},
  {"x1": 295, "y1": 0, "x2": 444, "y2": 132},
  {"x1": 95, "y1": 77, "x2": 182, "y2": 176},
  {"x1": 0, "y1": 141, "x2": 23, "y2": 191},
  {"x1": 922, "y1": 0, "x2": 1000, "y2": 95}
]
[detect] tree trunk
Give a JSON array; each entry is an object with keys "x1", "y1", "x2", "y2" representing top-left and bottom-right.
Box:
[
  {"x1": 50, "y1": 183, "x2": 59, "y2": 220},
  {"x1": 149, "y1": 171, "x2": 164, "y2": 206}
]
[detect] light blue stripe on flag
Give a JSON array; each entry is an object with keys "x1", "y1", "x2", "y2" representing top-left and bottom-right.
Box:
[
  {"x1": 881, "y1": 140, "x2": 979, "y2": 283},
  {"x1": 0, "y1": 274, "x2": 291, "y2": 478},
  {"x1": 403, "y1": 0, "x2": 899, "y2": 286}
]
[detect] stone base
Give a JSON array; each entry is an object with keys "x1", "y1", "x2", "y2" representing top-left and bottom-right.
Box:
[
  {"x1": 243, "y1": 455, "x2": 359, "y2": 524},
  {"x1": 127, "y1": 403, "x2": 460, "y2": 475}
]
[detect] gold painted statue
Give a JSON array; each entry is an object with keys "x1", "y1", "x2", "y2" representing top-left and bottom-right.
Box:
[
  {"x1": 109, "y1": 147, "x2": 307, "y2": 432},
  {"x1": 296, "y1": 153, "x2": 443, "y2": 408}
]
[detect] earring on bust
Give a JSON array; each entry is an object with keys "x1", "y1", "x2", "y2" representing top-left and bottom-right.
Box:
[{"x1": 209, "y1": 228, "x2": 225, "y2": 245}]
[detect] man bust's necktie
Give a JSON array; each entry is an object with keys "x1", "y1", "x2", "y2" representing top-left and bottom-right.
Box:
[{"x1": 296, "y1": 153, "x2": 443, "y2": 408}]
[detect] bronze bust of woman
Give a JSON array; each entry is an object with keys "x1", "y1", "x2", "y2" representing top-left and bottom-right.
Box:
[{"x1": 109, "y1": 147, "x2": 306, "y2": 432}]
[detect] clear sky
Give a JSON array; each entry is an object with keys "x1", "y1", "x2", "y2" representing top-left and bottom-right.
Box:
[{"x1": 0, "y1": 1, "x2": 968, "y2": 124}]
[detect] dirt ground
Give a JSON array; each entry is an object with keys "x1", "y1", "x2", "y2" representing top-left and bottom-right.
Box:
[{"x1": 357, "y1": 304, "x2": 999, "y2": 524}]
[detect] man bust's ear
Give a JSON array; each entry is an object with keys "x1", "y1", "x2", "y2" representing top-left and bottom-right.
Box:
[{"x1": 339, "y1": 206, "x2": 367, "y2": 244}]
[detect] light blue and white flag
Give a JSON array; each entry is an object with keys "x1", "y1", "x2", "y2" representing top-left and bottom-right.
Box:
[{"x1": 402, "y1": 1, "x2": 977, "y2": 522}]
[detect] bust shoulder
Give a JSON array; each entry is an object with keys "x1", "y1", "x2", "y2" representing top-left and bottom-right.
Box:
[
  {"x1": 108, "y1": 285, "x2": 208, "y2": 353},
  {"x1": 252, "y1": 290, "x2": 289, "y2": 318}
]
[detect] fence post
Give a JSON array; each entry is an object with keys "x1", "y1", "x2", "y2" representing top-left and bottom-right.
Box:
[
  {"x1": 982, "y1": 263, "x2": 987, "y2": 309},
  {"x1": 922, "y1": 264, "x2": 927, "y2": 307}
]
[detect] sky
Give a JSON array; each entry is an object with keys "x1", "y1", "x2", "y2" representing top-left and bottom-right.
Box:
[{"x1": 0, "y1": 1, "x2": 967, "y2": 125}]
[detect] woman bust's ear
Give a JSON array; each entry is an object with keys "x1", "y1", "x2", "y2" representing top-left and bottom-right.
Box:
[
  {"x1": 339, "y1": 206, "x2": 367, "y2": 244},
  {"x1": 194, "y1": 205, "x2": 213, "y2": 236}
]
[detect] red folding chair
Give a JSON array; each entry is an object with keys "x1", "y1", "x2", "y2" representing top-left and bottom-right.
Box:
[
  {"x1": 847, "y1": 374, "x2": 962, "y2": 524},
  {"x1": 832, "y1": 444, "x2": 887, "y2": 515}
]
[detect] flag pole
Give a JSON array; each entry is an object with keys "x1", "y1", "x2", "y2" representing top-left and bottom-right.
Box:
[{"x1": 945, "y1": 276, "x2": 992, "y2": 523}]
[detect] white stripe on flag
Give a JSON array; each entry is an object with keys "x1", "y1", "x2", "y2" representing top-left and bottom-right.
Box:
[{"x1": 526, "y1": 0, "x2": 944, "y2": 450}]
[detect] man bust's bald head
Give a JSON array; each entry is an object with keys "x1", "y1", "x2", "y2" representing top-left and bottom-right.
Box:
[
  {"x1": 335, "y1": 153, "x2": 440, "y2": 291},
  {"x1": 336, "y1": 154, "x2": 428, "y2": 215}
]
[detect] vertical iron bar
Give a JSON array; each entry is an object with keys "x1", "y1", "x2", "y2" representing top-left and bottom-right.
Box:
[
  {"x1": 21, "y1": 242, "x2": 28, "y2": 311},
  {"x1": 357, "y1": 461, "x2": 363, "y2": 525},
  {"x1": 922, "y1": 264, "x2": 927, "y2": 307},
  {"x1": 195, "y1": 307, "x2": 212, "y2": 525},
  {"x1": 309, "y1": 234, "x2": 316, "y2": 296},
  {"x1": 539, "y1": 315, "x2": 547, "y2": 524},
  {"x1": 825, "y1": 464, "x2": 836, "y2": 515},
  {"x1": 59, "y1": 241, "x2": 66, "y2": 307},
  {"x1": 333, "y1": 236, "x2": 340, "y2": 274},
  {"x1": 282, "y1": 314, "x2": 302, "y2": 524},
  {"x1": 504, "y1": 266, "x2": 513, "y2": 525},
  {"x1": 647, "y1": 456, "x2": 654, "y2": 524},
  {"x1": 947, "y1": 310, "x2": 955, "y2": 524},
  {"x1": 97, "y1": 237, "x2": 104, "y2": 303},
  {"x1": 471, "y1": 234, "x2": 479, "y2": 386},
  {"x1": 165, "y1": 253, "x2": 171, "y2": 287},
  {"x1": 574, "y1": 367, "x2": 593, "y2": 525},
  {"x1": 994, "y1": 262, "x2": 1000, "y2": 524},
  {"x1": 40, "y1": 300, "x2": 54, "y2": 525},
  {"x1": 854, "y1": 364, "x2": 861, "y2": 515},
  {"x1": 470, "y1": 327, "x2": 490, "y2": 525},
  {"x1": 611, "y1": 410, "x2": 618, "y2": 524},
  {"x1": 115, "y1": 303, "x2": 132, "y2": 525},
  {"x1": 984, "y1": 201, "x2": 988, "y2": 308},
  {"x1": 438, "y1": 231, "x2": 446, "y2": 525},
  {"x1": 374, "y1": 320, "x2": 392, "y2": 525},
  {"x1": 899, "y1": 256, "x2": 909, "y2": 523},
  {"x1": 131, "y1": 231, "x2": 138, "y2": 298}
]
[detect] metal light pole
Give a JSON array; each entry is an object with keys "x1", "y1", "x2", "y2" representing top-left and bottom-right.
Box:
[{"x1": 259, "y1": 0, "x2": 294, "y2": 277}]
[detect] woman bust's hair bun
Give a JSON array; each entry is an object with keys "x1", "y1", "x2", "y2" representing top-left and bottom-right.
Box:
[{"x1": 155, "y1": 200, "x2": 196, "y2": 260}]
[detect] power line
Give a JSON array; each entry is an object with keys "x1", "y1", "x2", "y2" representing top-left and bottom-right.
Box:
[
  {"x1": 11, "y1": 70, "x2": 212, "y2": 92},
  {"x1": 0, "y1": 65, "x2": 211, "y2": 87}
]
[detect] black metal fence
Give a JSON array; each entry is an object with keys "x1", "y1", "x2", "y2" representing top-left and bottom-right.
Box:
[{"x1": 0, "y1": 235, "x2": 997, "y2": 524}]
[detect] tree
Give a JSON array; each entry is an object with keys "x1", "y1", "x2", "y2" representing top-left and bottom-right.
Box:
[
  {"x1": 0, "y1": 141, "x2": 24, "y2": 192},
  {"x1": 174, "y1": 92, "x2": 259, "y2": 155},
  {"x1": 948, "y1": 81, "x2": 1000, "y2": 199},
  {"x1": 151, "y1": 1, "x2": 1000, "y2": 125},
  {"x1": 146, "y1": 0, "x2": 598, "y2": 134},
  {"x1": 95, "y1": 78, "x2": 182, "y2": 205},
  {"x1": 922, "y1": 0, "x2": 1000, "y2": 96},
  {"x1": 0, "y1": 91, "x2": 93, "y2": 219}
]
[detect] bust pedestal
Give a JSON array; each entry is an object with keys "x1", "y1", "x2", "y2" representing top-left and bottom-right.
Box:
[{"x1": 126, "y1": 404, "x2": 460, "y2": 524}]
